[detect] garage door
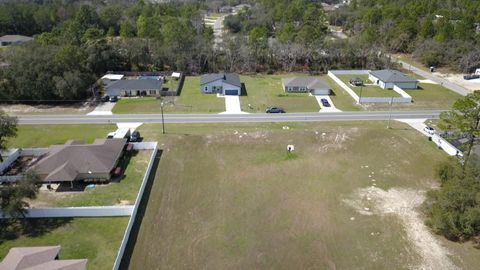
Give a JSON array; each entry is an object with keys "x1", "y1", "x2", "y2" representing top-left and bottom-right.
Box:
[{"x1": 224, "y1": 89, "x2": 239, "y2": 95}]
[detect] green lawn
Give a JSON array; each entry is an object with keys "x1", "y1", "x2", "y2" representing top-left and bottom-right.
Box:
[
  {"x1": 123, "y1": 122, "x2": 480, "y2": 270},
  {"x1": 239, "y1": 74, "x2": 320, "y2": 113},
  {"x1": 337, "y1": 74, "x2": 401, "y2": 98},
  {"x1": 0, "y1": 217, "x2": 128, "y2": 270},
  {"x1": 112, "y1": 76, "x2": 225, "y2": 114},
  {"x1": 8, "y1": 124, "x2": 151, "y2": 207},
  {"x1": 8, "y1": 125, "x2": 116, "y2": 147}
]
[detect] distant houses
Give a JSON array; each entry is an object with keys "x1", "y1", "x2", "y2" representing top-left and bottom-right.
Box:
[
  {"x1": 282, "y1": 77, "x2": 332, "y2": 95},
  {"x1": 368, "y1": 69, "x2": 418, "y2": 89},
  {"x1": 0, "y1": 35, "x2": 33, "y2": 46},
  {"x1": 200, "y1": 73, "x2": 242, "y2": 95}
]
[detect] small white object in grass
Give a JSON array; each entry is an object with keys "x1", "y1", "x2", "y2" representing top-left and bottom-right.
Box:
[
  {"x1": 368, "y1": 175, "x2": 372, "y2": 178},
  {"x1": 373, "y1": 183, "x2": 377, "y2": 186},
  {"x1": 372, "y1": 179, "x2": 376, "y2": 182},
  {"x1": 282, "y1": 126, "x2": 290, "y2": 130},
  {"x1": 315, "y1": 131, "x2": 319, "y2": 135},
  {"x1": 287, "y1": 145, "x2": 295, "y2": 152},
  {"x1": 243, "y1": 132, "x2": 247, "y2": 135},
  {"x1": 350, "y1": 217, "x2": 355, "y2": 221},
  {"x1": 234, "y1": 130, "x2": 238, "y2": 135},
  {"x1": 371, "y1": 232, "x2": 375, "y2": 236},
  {"x1": 367, "y1": 197, "x2": 371, "y2": 201},
  {"x1": 365, "y1": 165, "x2": 369, "y2": 168},
  {"x1": 322, "y1": 132, "x2": 326, "y2": 136},
  {"x1": 239, "y1": 135, "x2": 242, "y2": 138},
  {"x1": 364, "y1": 207, "x2": 370, "y2": 211},
  {"x1": 371, "y1": 172, "x2": 375, "y2": 174}
]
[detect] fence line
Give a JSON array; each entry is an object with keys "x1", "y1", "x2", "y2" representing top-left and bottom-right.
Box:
[
  {"x1": 328, "y1": 70, "x2": 413, "y2": 104},
  {"x1": 431, "y1": 134, "x2": 463, "y2": 157},
  {"x1": 0, "y1": 206, "x2": 134, "y2": 218},
  {"x1": 113, "y1": 142, "x2": 158, "y2": 270}
]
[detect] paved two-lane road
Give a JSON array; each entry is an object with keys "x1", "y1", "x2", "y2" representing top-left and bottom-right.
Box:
[{"x1": 17, "y1": 110, "x2": 444, "y2": 125}]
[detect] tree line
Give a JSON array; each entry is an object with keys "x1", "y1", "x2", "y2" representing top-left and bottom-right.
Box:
[{"x1": 332, "y1": 0, "x2": 480, "y2": 72}]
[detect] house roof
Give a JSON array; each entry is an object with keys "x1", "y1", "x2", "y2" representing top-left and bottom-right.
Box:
[
  {"x1": 0, "y1": 246, "x2": 87, "y2": 270},
  {"x1": 0, "y1": 35, "x2": 33, "y2": 43},
  {"x1": 369, "y1": 69, "x2": 417, "y2": 83},
  {"x1": 28, "y1": 139, "x2": 126, "y2": 182},
  {"x1": 106, "y1": 79, "x2": 162, "y2": 91},
  {"x1": 282, "y1": 77, "x2": 330, "y2": 90},
  {"x1": 101, "y1": 74, "x2": 124, "y2": 80},
  {"x1": 200, "y1": 73, "x2": 241, "y2": 87}
]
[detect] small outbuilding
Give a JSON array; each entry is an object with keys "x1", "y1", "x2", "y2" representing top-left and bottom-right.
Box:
[
  {"x1": 282, "y1": 77, "x2": 331, "y2": 95},
  {"x1": 369, "y1": 69, "x2": 418, "y2": 89},
  {"x1": 200, "y1": 73, "x2": 242, "y2": 95}
]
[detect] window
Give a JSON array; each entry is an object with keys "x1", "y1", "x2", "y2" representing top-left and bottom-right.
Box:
[
  {"x1": 149, "y1": 90, "x2": 156, "y2": 95},
  {"x1": 204, "y1": 86, "x2": 208, "y2": 91}
]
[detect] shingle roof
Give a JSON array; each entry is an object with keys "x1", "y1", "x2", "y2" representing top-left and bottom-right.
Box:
[
  {"x1": 28, "y1": 139, "x2": 126, "y2": 182},
  {"x1": 0, "y1": 246, "x2": 87, "y2": 270},
  {"x1": 200, "y1": 73, "x2": 241, "y2": 87},
  {"x1": 0, "y1": 35, "x2": 33, "y2": 43},
  {"x1": 106, "y1": 79, "x2": 162, "y2": 91},
  {"x1": 282, "y1": 77, "x2": 330, "y2": 90},
  {"x1": 369, "y1": 69, "x2": 417, "y2": 83}
]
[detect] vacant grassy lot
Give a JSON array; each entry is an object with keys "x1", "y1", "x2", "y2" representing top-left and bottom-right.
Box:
[
  {"x1": 0, "y1": 217, "x2": 128, "y2": 270},
  {"x1": 123, "y1": 122, "x2": 479, "y2": 270},
  {"x1": 8, "y1": 125, "x2": 150, "y2": 207},
  {"x1": 112, "y1": 76, "x2": 225, "y2": 114},
  {"x1": 336, "y1": 74, "x2": 401, "y2": 98}
]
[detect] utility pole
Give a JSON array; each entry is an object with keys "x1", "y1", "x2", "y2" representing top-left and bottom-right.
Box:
[
  {"x1": 160, "y1": 101, "x2": 165, "y2": 134},
  {"x1": 387, "y1": 94, "x2": 394, "y2": 129},
  {"x1": 358, "y1": 85, "x2": 363, "y2": 104}
]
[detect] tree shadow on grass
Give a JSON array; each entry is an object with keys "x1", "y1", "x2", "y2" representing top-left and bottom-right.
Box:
[
  {"x1": 118, "y1": 150, "x2": 162, "y2": 270},
  {"x1": 0, "y1": 218, "x2": 72, "y2": 245}
]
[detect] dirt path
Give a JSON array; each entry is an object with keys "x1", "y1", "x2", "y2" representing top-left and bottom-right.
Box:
[{"x1": 344, "y1": 187, "x2": 458, "y2": 270}]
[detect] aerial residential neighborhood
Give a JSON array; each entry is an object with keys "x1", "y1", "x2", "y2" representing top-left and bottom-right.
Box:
[{"x1": 0, "y1": 1, "x2": 479, "y2": 270}]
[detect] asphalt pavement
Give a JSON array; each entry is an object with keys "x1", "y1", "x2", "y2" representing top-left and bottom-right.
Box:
[{"x1": 16, "y1": 110, "x2": 445, "y2": 125}]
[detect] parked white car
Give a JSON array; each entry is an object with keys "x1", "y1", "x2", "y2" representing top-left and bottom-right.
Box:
[{"x1": 423, "y1": 126, "x2": 435, "y2": 135}]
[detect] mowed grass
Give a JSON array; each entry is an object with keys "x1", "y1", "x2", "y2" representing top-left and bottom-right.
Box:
[
  {"x1": 8, "y1": 124, "x2": 151, "y2": 207},
  {"x1": 240, "y1": 74, "x2": 323, "y2": 113},
  {"x1": 112, "y1": 77, "x2": 225, "y2": 114},
  {"x1": 0, "y1": 217, "x2": 128, "y2": 270},
  {"x1": 337, "y1": 74, "x2": 401, "y2": 98},
  {"x1": 124, "y1": 122, "x2": 480, "y2": 270}
]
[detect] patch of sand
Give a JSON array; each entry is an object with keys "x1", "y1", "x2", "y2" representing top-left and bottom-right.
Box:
[
  {"x1": 433, "y1": 73, "x2": 480, "y2": 92},
  {"x1": 344, "y1": 187, "x2": 458, "y2": 270}
]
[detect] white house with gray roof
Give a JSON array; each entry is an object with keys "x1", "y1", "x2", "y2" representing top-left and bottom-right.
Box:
[
  {"x1": 105, "y1": 79, "x2": 162, "y2": 97},
  {"x1": 200, "y1": 73, "x2": 241, "y2": 95},
  {"x1": 369, "y1": 69, "x2": 418, "y2": 89},
  {"x1": 282, "y1": 77, "x2": 331, "y2": 95}
]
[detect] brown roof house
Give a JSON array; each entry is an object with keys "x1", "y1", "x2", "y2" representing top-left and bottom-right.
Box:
[
  {"x1": 28, "y1": 138, "x2": 126, "y2": 183},
  {"x1": 0, "y1": 245, "x2": 87, "y2": 270}
]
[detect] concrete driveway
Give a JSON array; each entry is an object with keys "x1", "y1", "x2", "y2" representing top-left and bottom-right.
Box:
[
  {"x1": 312, "y1": 94, "x2": 342, "y2": 112},
  {"x1": 218, "y1": 95, "x2": 248, "y2": 114},
  {"x1": 87, "y1": 102, "x2": 116, "y2": 115}
]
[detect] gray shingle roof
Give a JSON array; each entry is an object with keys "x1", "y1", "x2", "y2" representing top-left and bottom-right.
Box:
[
  {"x1": 0, "y1": 246, "x2": 87, "y2": 270},
  {"x1": 106, "y1": 79, "x2": 162, "y2": 91},
  {"x1": 200, "y1": 73, "x2": 241, "y2": 87},
  {"x1": 282, "y1": 77, "x2": 330, "y2": 89},
  {"x1": 28, "y1": 139, "x2": 126, "y2": 182},
  {"x1": 369, "y1": 69, "x2": 417, "y2": 83}
]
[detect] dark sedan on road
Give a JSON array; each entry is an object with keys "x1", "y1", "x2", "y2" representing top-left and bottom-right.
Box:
[{"x1": 266, "y1": 107, "x2": 286, "y2": 113}]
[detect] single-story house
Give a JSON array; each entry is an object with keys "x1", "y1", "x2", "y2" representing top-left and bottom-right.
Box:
[
  {"x1": 0, "y1": 35, "x2": 33, "y2": 46},
  {"x1": 200, "y1": 73, "x2": 242, "y2": 95},
  {"x1": 28, "y1": 138, "x2": 126, "y2": 183},
  {"x1": 105, "y1": 79, "x2": 163, "y2": 96},
  {"x1": 369, "y1": 69, "x2": 418, "y2": 89},
  {"x1": 282, "y1": 77, "x2": 331, "y2": 95},
  {"x1": 0, "y1": 246, "x2": 87, "y2": 270}
]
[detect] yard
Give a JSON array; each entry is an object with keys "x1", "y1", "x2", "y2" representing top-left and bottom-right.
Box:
[
  {"x1": 7, "y1": 124, "x2": 151, "y2": 207},
  {"x1": 336, "y1": 74, "x2": 401, "y2": 98},
  {"x1": 0, "y1": 217, "x2": 128, "y2": 270},
  {"x1": 239, "y1": 74, "x2": 358, "y2": 112},
  {"x1": 112, "y1": 76, "x2": 225, "y2": 114},
  {"x1": 121, "y1": 121, "x2": 480, "y2": 270}
]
